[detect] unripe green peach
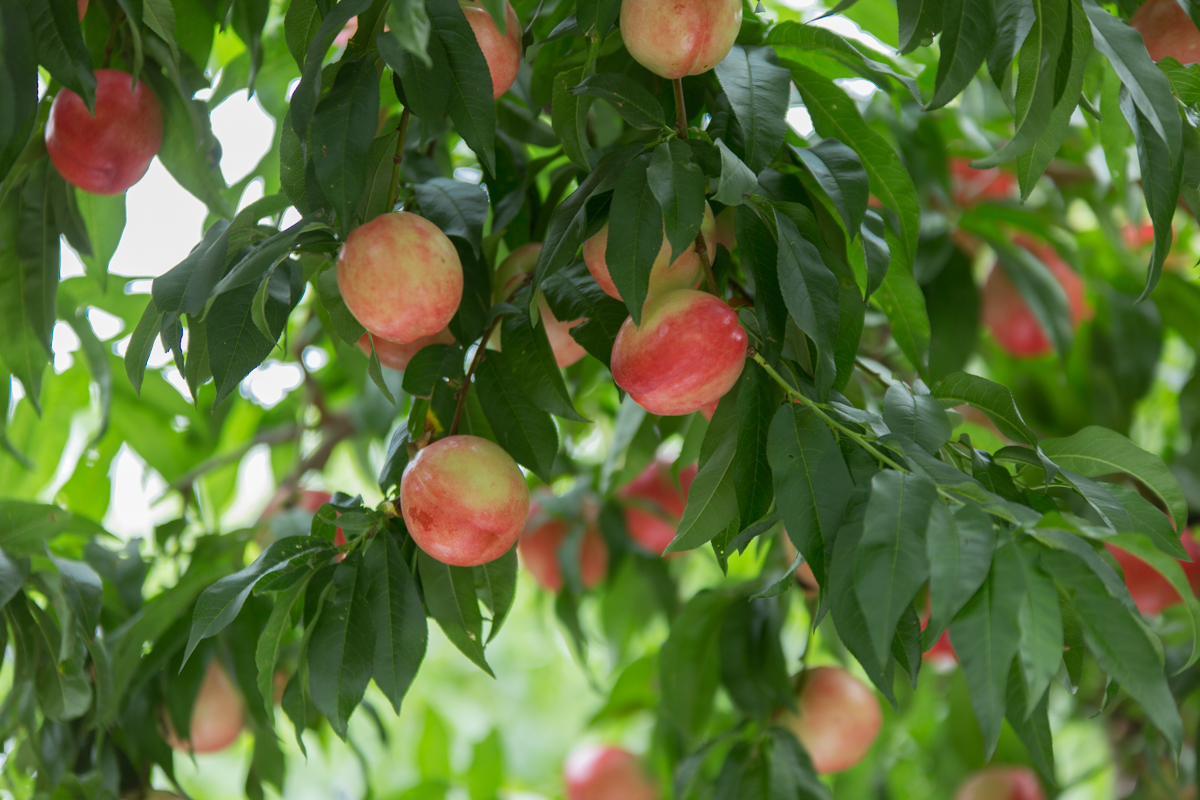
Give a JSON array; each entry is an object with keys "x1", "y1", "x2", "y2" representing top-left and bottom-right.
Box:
[
  {"x1": 611, "y1": 289, "x2": 746, "y2": 416},
  {"x1": 400, "y1": 435, "x2": 530, "y2": 566},
  {"x1": 337, "y1": 211, "x2": 463, "y2": 345},
  {"x1": 619, "y1": 0, "x2": 742, "y2": 79},
  {"x1": 780, "y1": 666, "x2": 881, "y2": 774},
  {"x1": 358, "y1": 328, "x2": 456, "y2": 371},
  {"x1": 583, "y1": 203, "x2": 716, "y2": 303},
  {"x1": 493, "y1": 243, "x2": 587, "y2": 368},
  {"x1": 462, "y1": 1, "x2": 523, "y2": 98}
]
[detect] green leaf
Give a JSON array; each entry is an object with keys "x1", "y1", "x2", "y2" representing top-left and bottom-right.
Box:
[
  {"x1": 0, "y1": 547, "x2": 22, "y2": 611},
  {"x1": 552, "y1": 67, "x2": 593, "y2": 169},
  {"x1": 414, "y1": 178, "x2": 489, "y2": 258},
  {"x1": 498, "y1": 305, "x2": 586, "y2": 421},
  {"x1": 882, "y1": 382, "x2": 951, "y2": 454},
  {"x1": 289, "y1": 0, "x2": 374, "y2": 142},
  {"x1": 255, "y1": 569, "x2": 312, "y2": 722},
  {"x1": 874, "y1": 232, "x2": 931, "y2": 375},
  {"x1": 737, "y1": 204, "x2": 786, "y2": 363},
  {"x1": 1108, "y1": 484, "x2": 1186, "y2": 559},
  {"x1": 1015, "y1": 546, "x2": 1062, "y2": 715},
  {"x1": 474, "y1": 353, "x2": 558, "y2": 482},
  {"x1": 733, "y1": 365, "x2": 777, "y2": 526},
  {"x1": 385, "y1": 0, "x2": 432, "y2": 68},
  {"x1": 925, "y1": 501, "x2": 996, "y2": 644},
  {"x1": 417, "y1": 549, "x2": 493, "y2": 676},
  {"x1": 713, "y1": 45, "x2": 791, "y2": 173},
  {"x1": 931, "y1": 371, "x2": 1039, "y2": 445},
  {"x1": 775, "y1": 211, "x2": 840, "y2": 396},
  {"x1": 1121, "y1": 88, "x2": 1183, "y2": 301},
  {"x1": 363, "y1": 532, "x2": 424, "y2": 711},
  {"x1": 541, "y1": 262, "x2": 628, "y2": 369},
  {"x1": 14, "y1": 163, "x2": 59, "y2": 360},
  {"x1": 713, "y1": 139, "x2": 758, "y2": 206},
  {"x1": 148, "y1": 71, "x2": 232, "y2": 218},
  {"x1": 572, "y1": 73, "x2": 666, "y2": 130},
  {"x1": 380, "y1": 24, "x2": 450, "y2": 143},
  {"x1": 647, "y1": 140, "x2": 706, "y2": 264},
  {"x1": 29, "y1": 0, "x2": 96, "y2": 110},
  {"x1": 477, "y1": 545, "x2": 517, "y2": 642},
  {"x1": 309, "y1": 556, "x2": 375, "y2": 740},
  {"x1": 1111, "y1": 532, "x2": 1200, "y2": 669},
  {"x1": 575, "y1": 0, "x2": 621, "y2": 38},
  {"x1": 74, "y1": 190, "x2": 125, "y2": 290},
  {"x1": 429, "y1": 0, "x2": 496, "y2": 174},
  {"x1": 606, "y1": 154, "x2": 662, "y2": 325},
  {"x1": 311, "y1": 57, "x2": 381, "y2": 232},
  {"x1": 927, "y1": 0, "x2": 997, "y2": 109},
  {"x1": 0, "y1": 4, "x2": 38, "y2": 184},
  {"x1": 1039, "y1": 426, "x2": 1186, "y2": 532},
  {"x1": 207, "y1": 275, "x2": 298, "y2": 408},
  {"x1": 792, "y1": 139, "x2": 869, "y2": 239},
  {"x1": 950, "y1": 540, "x2": 1025, "y2": 758},
  {"x1": 27, "y1": 601, "x2": 92, "y2": 720},
  {"x1": 660, "y1": 589, "x2": 735, "y2": 736},
  {"x1": 668, "y1": 394, "x2": 740, "y2": 553},
  {"x1": 1004, "y1": 663, "x2": 1056, "y2": 782},
  {"x1": 0, "y1": 185, "x2": 48, "y2": 410},
  {"x1": 719, "y1": 598, "x2": 792, "y2": 717},
  {"x1": 49, "y1": 553, "x2": 103, "y2": 633}
]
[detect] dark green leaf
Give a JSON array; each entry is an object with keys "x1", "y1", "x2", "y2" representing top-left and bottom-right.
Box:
[
  {"x1": 606, "y1": 155, "x2": 662, "y2": 325},
  {"x1": 927, "y1": 0, "x2": 997, "y2": 109},
  {"x1": 414, "y1": 178, "x2": 489, "y2": 258},
  {"x1": 774, "y1": 210, "x2": 840, "y2": 396},
  {"x1": 660, "y1": 589, "x2": 735, "y2": 736},
  {"x1": 792, "y1": 139, "x2": 869, "y2": 238},
  {"x1": 309, "y1": 556, "x2": 375, "y2": 739},
  {"x1": 312, "y1": 58, "x2": 380, "y2": 231},
  {"x1": 713, "y1": 45, "x2": 791, "y2": 173},
  {"x1": 882, "y1": 382, "x2": 952, "y2": 454},
  {"x1": 572, "y1": 73, "x2": 666, "y2": 130},
  {"x1": 417, "y1": 549, "x2": 493, "y2": 676},
  {"x1": 647, "y1": 140, "x2": 706, "y2": 264}
]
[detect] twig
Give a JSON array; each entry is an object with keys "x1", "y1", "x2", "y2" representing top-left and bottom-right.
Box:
[
  {"x1": 695, "y1": 230, "x2": 718, "y2": 294},
  {"x1": 171, "y1": 424, "x2": 302, "y2": 492},
  {"x1": 673, "y1": 78, "x2": 688, "y2": 139},
  {"x1": 387, "y1": 108, "x2": 412, "y2": 212}
]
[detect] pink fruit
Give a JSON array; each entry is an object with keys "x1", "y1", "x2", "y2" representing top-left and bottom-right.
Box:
[
  {"x1": 46, "y1": 69, "x2": 163, "y2": 195},
  {"x1": 518, "y1": 506, "x2": 609, "y2": 591},
  {"x1": 611, "y1": 290, "x2": 747, "y2": 416},
  {"x1": 949, "y1": 158, "x2": 1014, "y2": 207},
  {"x1": 462, "y1": 1, "x2": 522, "y2": 98},
  {"x1": 619, "y1": 0, "x2": 742, "y2": 79},
  {"x1": 1106, "y1": 530, "x2": 1200, "y2": 616},
  {"x1": 982, "y1": 240, "x2": 1088, "y2": 358},
  {"x1": 565, "y1": 744, "x2": 659, "y2": 800},
  {"x1": 163, "y1": 660, "x2": 245, "y2": 754},
  {"x1": 357, "y1": 328, "x2": 456, "y2": 371},
  {"x1": 583, "y1": 203, "x2": 716, "y2": 303},
  {"x1": 954, "y1": 766, "x2": 1045, "y2": 800},
  {"x1": 494, "y1": 243, "x2": 587, "y2": 368},
  {"x1": 620, "y1": 460, "x2": 697, "y2": 555},
  {"x1": 1131, "y1": 0, "x2": 1200, "y2": 64},
  {"x1": 781, "y1": 666, "x2": 882, "y2": 774},
  {"x1": 400, "y1": 435, "x2": 530, "y2": 567},
  {"x1": 337, "y1": 211, "x2": 464, "y2": 345}
]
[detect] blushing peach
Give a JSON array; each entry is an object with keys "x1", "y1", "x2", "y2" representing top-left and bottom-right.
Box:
[
  {"x1": 620, "y1": 460, "x2": 696, "y2": 555},
  {"x1": 163, "y1": 660, "x2": 245, "y2": 754},
  {"x1": 518, "y1": 508, "x2": 609, "y2": 591},
  {"x1": 949, "y1": 158, "x2": 1014, "y2": 207},
  {"x1": 78, "y1": 0, "x2": 88, "y2": 18},
  {"x1": 611, "y1": 290, "x2": 747, "y2": 416},
  {"x1": 954, "y1": 766, "x2": 1045, "y2": 800},
  {"x1": 619, "y1": 0, "x2": 742, "y2": 79},
  {"x1": 337, "y1": 211, "x2": 463, "y2": 344},
  {"x1": 400, "y1": 435, "x2": 530, "y2": 567},
  {"x1": 357, "y1": 328, "x2": 456, "y2": 371},
  {"x1": 565, "y1": 744, "x2": 659, "y2": 800},
  {"x1": 462, "y1": 1, "x2": 522, "y2": 98},
  {"x1": 46, "y1": 69, "x2": 163, "y2": 195},
  {"x1": 699, "y1": 400, "x2": 718, "y2": 421},
  {"x1": 494, "y1": 243, "x2": 587, "y2": 367},
  {"x1": 583, "y1": 204, "x2": 716, "y2": 303},
  {"x1": 1131, "y1": 0, "x2": 1200, "y2": 63},
  {"x1": 982, "y1": 241, "x2": 1088, "y2": 358},
  {"x1": 1106, "y1": 530, "x2": 1200, "y2": 615},
  {"x1": 781, "y1": 666, "x2": 882, "y2": 774}
]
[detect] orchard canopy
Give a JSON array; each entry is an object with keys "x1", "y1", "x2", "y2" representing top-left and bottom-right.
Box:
[{"x1": 16, "y1": 0, "x2": 1200, "y2": 796}]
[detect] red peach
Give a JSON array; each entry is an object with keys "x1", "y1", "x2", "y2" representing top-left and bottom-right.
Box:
[
  {"x1": 923, "y1": 629, "x2": 959, "y2": 668},
  {"x1": 78, "y1": 0, "x2": 88, "y2": 18},
  {"x1": 1106, "y1": 530, "x2": 1200, "y2": 615},
  {"x1": 620, "y1": 460, "x2": 697, "y2": 556},
  {"x1": 781, "y1": 666, "x2": 882, "y2": 774},
  {"x1": 565, "y1": 744, "x2": 659, "y2": 800},
  {"x1": 272, "y1": 669, "x2": 288, "y2": 704},
  {"x1": 583, "y1": 204, "x2": 716, "y2": 303},
  {"x1": 462, "y1": 1, "x2": 522, "y2": 98},
  {"x1": 46, "y1": 69, "x2": 163, "y2": 195},
  {"x1": 400, "y1": 435, "x2": 530, "y2": 567},
  {"x1": 357, "y1": 328, "x2": 456, "y2": 371},
  {"x1": 982, "y1": 241, "x2": 1088, "y2": 359},
  {"x1": 699, "y1": 400, "x2": 718, "y2": 421},
  {"x1": 296, "y1": 490, "x2": 345, "y2": 551},
  {"x1": 337, "y1": 211, "x2": 464, "y2": 344},
  {"x1": 334, "y1": 16, "x2": 359, "y2": 47},
  {"x1": 1131, "y1": 0, "x2": 1200, "y2": 64},
  {"x1": 611, "y1": 290, "x2": 747, "y2": 416},
  {"x1": 494, "y1": 243, "x2": 587, "y2": 368},
  {"x1": 518, "y1": 507, "x2": 609, "y2": 591},
  {"x1": 163, "y1": 659, "x2": 245, "y2": 754},
  {"x1": 619, "y1": 0, "x2": 742, "y2": 79},
  {"x1": 954, "y1": 766, "x2": 1045, "y2": 800},
  {"x1": 712, "y1": 206, "x2": 736, "y2": 252},
  {"x1": 949, "y1": 158, "x2": 1015, "y2": 207}
]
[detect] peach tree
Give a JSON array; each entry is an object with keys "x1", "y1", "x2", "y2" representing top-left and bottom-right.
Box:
[{"x1": 4, "y1": 0, "x2": 1200, "y2": 796}]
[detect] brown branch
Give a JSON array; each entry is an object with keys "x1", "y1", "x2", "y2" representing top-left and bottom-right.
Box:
[{"x1": 695, "y1": 230, "x2": 718, "y2": 294}]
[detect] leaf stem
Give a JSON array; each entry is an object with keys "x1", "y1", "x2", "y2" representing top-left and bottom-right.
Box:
[
  {"x1": 750, "y1": 351, "x2": 906, "y2": 472},
  {"x1": 673, "y1": 78, "x2": 688, "y2": 139},
  {"x1": 387, "y1": 108, "x2": 412, "y2": 213}
]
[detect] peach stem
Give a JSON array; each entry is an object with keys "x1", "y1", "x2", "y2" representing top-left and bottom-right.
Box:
[
  {"x1": 673, "y1": 78, "x2": 688, "y2": 139},
  {"x1": 388, "y1": 107, "x2": 412, "y2": 212}
]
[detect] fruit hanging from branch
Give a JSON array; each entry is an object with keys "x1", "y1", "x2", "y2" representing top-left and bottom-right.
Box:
[
  {"x1": 564, "y1": 744, "x2": 659, "y2": 800},
  {"x1": 618, "y1": 0, "x2": 742, "y2": 78},
  {"x1": 780, "y1": 666, "x2": 883, "y2": 774},
  {"x1": 462, "y1": 1, "x2": 523, "y2": 98},
  {"x1": 494, "y1": 243, "x2": 587, "y2": 368},
  {"x1": 583, "y1": 204, "x2": 716, "y2": 302},
  {"x1": 161, "y1": 659, "x2": 245, "y2": 754},
  {"x1": 619, "y1": 460, "x2": 697, "y2": 556}
]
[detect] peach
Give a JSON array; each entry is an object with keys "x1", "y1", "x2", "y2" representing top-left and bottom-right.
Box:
[
  {"x1": 46, "y1": 69, "x2": 163, "y2": 195},
  {"x1": 954, "y1": 766, "x2": 1045, "y2": 800},
  {"x1": 78, "y1": 0, "x2": 88, "y2": 18},
  {"x1": 1131, "y1": 0, "x2": 1200, "y2": 63},
  {"x1": 296, "y1": 490, "x2": 345, "y2": 551},
  {"x1": 611, "y1": 290, "x2": 747, "y2": 416},
  {"x1": 518, "y1": 505, "x2": 609, "y2": 591},
  {"x1": 1105, "y1": 530, "x2": 1200, "y2": 615},
  {"x1": 982, "y1": 241, "x2": 1087, "y2": 358},
  {"x1": 949, "y1": 158, "x2": 1014, "y2": 207},
  {"x1": 781, "y1": 534, "x2": 818, "y2": 598},
  {"x1": 565, "y1": 744, "x2": 659, "y2": 800},
  {"x1": 462, "y1": 1, "x2": 522, "y2": 98},
  {"x1": 357, "y1": 328, "x2": 456, "y2": 371},
  {"x1": 619, "y1": 0, "x2": 742, "y2": 79},
  {"x1": 583, "y1": 203, "x2": 716, "y2": 303},
  {"x1": 620, "y1": 460, "x2": 697, "y2": 555},
  {"x1": 699, "y1": 400, "x2": 718, "y2": 421},
  {"x1": 337, "y1": 211, "x2": 464, "y2": 344},
  {"x1": 712, "y1": 206, "x2": 735, "y2": 252},
  {"x1": 781, "y1": 666, "x2": 882, "y2": 774},
  {"x1": 400, "y1": 435, "x2": 530, "y2": 567},
  {"x1": 494, "y1": 243, "x2": 587, "y2": 368},
  {"x1": 163, "y1": 659, "x2": 245, "y2": 754}
]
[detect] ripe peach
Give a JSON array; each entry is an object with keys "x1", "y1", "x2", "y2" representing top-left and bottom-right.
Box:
[
  {"x1": 565, "y1": 744, "x2": 659, "y2": 800},
  {"x1": 1131, "y1": 0, "x2": 1200, "y2": 63},
  {"x1": 46, "y1": 69, "x2": 163, "y2": 195},
  {"x1": 712, "y1": 206, "x2": 735, "y2": 252},
  {"x1": 620, "y1": 460, "x2": 696, "y2": 555},
  {"x1": 583, "y1": 204, "x2": 716, "y2": 303},
  {"x1": 518, "y1": 505, "x2": 609, "y2": 591},
  {"x1": 619, "y1": 0, "x2": 742, "y2": 79},
  {"x1": 950, "y1": 158, "x2": 1014, "y2": 207},
  {"x1": 954, "y1": 766, "x2": 1044, "y2": 800},
  {"x1": 699, "y1": 400, "x2": 718, "y2": 421},
  {"x1": 357, "y1": 328, "x2": 456, "y2": 371},
  {"x1": 163, "y1": 659, "x2": 245, "y2": 754},
  {"x1": 78, "y1": 0, "x2": 88, "y2": 18},
  {"x1": 611, "y1": 290, "x2": 747, "y2": 416},
  {"x1": 334, "y1": 16, "x2": 359, "y2": 47},
  {"x1": 1106, "y1": 530, "x2": 1200, "y2": 615},
  {"x1": 400, "y1": 435, "x2": 530, "y2": 567},
  {"x1": 462, "y1": 1, "x2": 522, "y2": 98},
  {"x1": 494, "y1": 243, "x2": 587, "y2": 368},
  {"x1": 982, "y1": 241, "x2": 1088, "y2": 358},
  {"x1": 337, "y1": 211, "x2": 464, "y2": 344},
  {"x1": 781, "y1": 666, "x2": 882, "y2": 774}
]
